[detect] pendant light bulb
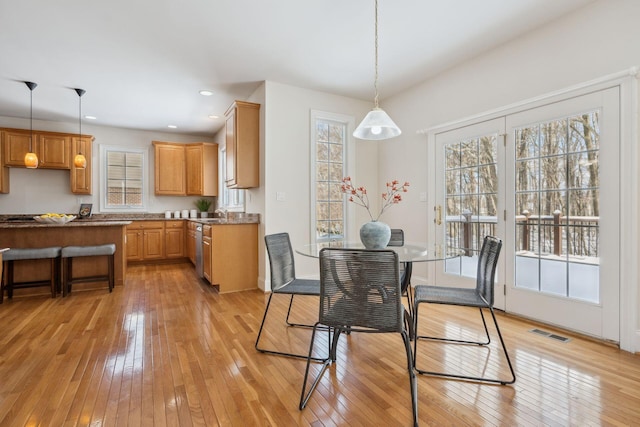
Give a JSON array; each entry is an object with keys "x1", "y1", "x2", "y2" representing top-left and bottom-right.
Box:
[
  {"x1": 74, "y1": 88, "x2": 87, "y2": 169},
  {"x1": 24, "y1": 81, "x2": 39, "y2": 168},
  {"x1": 353, "y1": 0, "x2": 401, "y2": 141}
]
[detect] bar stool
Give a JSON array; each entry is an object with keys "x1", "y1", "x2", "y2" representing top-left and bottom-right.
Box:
[
  {"x1": 1, "y1": 247, "x2": 62, "y2": 303},
  {"x1": 61, "y1": 244, "x2": 116, "y2": 296}
]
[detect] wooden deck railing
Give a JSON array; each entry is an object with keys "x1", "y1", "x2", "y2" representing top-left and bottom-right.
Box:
[{"x1": 445, "y1": 209, "x2": 599, "y2": 258}]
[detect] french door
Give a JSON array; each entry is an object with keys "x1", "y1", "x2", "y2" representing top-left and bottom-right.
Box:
[
  {"x1": 433, "y1": 118, "x2": 506, "y2": 310},
  {"x1": 432, "y1": 87, "x2": 620, "y2": 340},
  {"x1": 504, "y1": 88, "x2": 619, "y2": 341}
]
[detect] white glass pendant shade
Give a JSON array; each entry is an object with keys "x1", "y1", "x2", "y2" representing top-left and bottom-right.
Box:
[{"x1": 353, "y1": 108, "x2": 402, "y2": 140}]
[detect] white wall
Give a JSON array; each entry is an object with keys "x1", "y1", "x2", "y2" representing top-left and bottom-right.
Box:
[
  {"x1": 380, "y1": 0, "x2": 640, "y2": 351},
  {"x1": 257, "y1": 81, "x2": 374, "y2": 291},
  {"x1": 0, "y1": 116, "x2": 215, "y2": 215}
]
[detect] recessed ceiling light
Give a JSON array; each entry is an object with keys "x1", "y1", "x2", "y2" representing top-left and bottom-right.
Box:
[
  {"x1": 199, "y1": 90, "x2": 214, "y2": 96},
  {"x1": 167, "y1": 125, "x2": 177, "y2": 129},
  {"x1": 84, "y1": 115, "x2": 97, "y2": 120},
  {"x1": 208, "y1": 115, "x2": 220, "y2": 119}
]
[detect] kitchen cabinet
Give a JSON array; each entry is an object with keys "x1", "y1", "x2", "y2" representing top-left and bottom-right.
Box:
[
  {"x1": 153, "y1": 141, "x2": 219, "y2": 196},
  {"x1": 202, "y1": 225, "x2": 212, "y2": 282},
  {"x1": 224, "y1": 100, "x2": 260, "y2": 189},
  {"x1": 36, "y1": 133, "x2": 71, "y2": 169},
  {"x1": 70, "y1": 136, "x2": 93, "y2": 194},
  {"x1": 186, "y1": 143, "x2": 218, "y2": 196},
  {"x1": 0, "y1": 127, "x2": 93, "y2": 194},
  {"x1": 126, "y1": 221, "x2": 165, "y2": 262},
  {"x1": 165, "y1": 220, "x2": 185, "y2": 259},
  {"x1": 186, "y1": 221, "x2": 197, "y2": 265},
  {"x1": 0, "y1": 131, "x2": 8, "y2": 194},
  {"x1": 3, "y1": 128, "x2": 71, "y2": 169},
  {"x1": 205, "y1": 223, "x2": 258, "y2": 293},
  {"x1": 153, "y1": 142, "x2": 186, "y2": 195}
]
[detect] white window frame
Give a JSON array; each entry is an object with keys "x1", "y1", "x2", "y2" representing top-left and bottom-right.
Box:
[
  {"x1": 218, "y1": 146, "x2": 245, "y2": 212},
  {"x1": 99, "y1": 144, "x2": 149, "y2": 212},
  {"x1": 310, "y1": 110, "x2": 355, "y2": 243}
]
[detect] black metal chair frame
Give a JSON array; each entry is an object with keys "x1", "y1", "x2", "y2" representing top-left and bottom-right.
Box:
[
  {"x1": 413, "y1": 236, "x2": 516, "y2": 385},
  {"x1": 388, "y1": 228, "x2": 415, "y2": 338},
  {"x1": 299, "y1": 248, "x2": 418, "y2": 426},
  {"x1": 255, "y1": 232, "x2": 327, "y2": 361}
]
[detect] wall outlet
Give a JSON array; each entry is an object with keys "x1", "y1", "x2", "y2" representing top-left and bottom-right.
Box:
[
  {"x1": 419, "y1": 192, "x2": 427, "y2": 202},
  {"x1": 276, "y1": 192, "x2": 286, "y2": 201},
  {"x1": 76, "y1": 197, "x2": 83, "y2": 204}
]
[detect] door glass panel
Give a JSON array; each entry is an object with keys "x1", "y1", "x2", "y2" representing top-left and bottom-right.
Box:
[
  {"x1": 514, "y1": 110, "x2": 600, "y2": 302},
  {"x1": 444, "y1": 135, "x2": 498, "y2": 278}
]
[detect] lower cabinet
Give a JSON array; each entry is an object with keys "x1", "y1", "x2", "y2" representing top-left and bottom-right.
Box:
[
  {"x1": 165, "y1": 220, "x2": 185, "y2": 259},
  {"x1": 126, "y1": 220, "x2": 186, "y2": 262},
  {"x1": 204, "y1": 223, "x2": 257, "y2": 293},
  {"x1": 126, "y1": 221, "x2": 165, "y2": 262}
]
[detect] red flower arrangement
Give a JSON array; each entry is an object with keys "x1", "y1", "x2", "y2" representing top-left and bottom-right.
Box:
[{"x1": 341, "y1": 177, "x2": 410, "y2": 221}]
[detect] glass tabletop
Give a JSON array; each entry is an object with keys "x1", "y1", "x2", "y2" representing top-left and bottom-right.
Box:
[{"x1": 295, "y1": 241, "x2": 462, "y2": 263}]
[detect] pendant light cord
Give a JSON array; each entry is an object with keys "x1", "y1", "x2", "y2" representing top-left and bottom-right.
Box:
[
  {"x1": 29, "y1": 88, "x2": 33, "y2": 151},
  {"x1": 374, "y1": 0, "x2": 379, "y2": 109}
]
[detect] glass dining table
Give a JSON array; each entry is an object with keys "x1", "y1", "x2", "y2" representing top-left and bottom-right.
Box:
[{"x1": 296, "y1": 240, "x2": 462, "y2": 338}]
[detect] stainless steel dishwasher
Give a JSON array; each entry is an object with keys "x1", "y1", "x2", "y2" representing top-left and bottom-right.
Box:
[{"x1": 195, "y1": 224, "x2": 204, "y2": 278}]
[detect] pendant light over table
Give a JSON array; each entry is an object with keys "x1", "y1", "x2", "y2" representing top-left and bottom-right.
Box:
[
  {"x1": 353, "y1": 0, "x2": 401, "y2": 140},
  {"x1": 73, "y1": 88, "x2": 87, "y2": 169},
  {"x1": 24, "y1": 81, "x2": 39, "y2": 168}
]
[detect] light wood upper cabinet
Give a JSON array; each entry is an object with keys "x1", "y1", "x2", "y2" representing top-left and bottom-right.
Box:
[
  {"x1": 225, "y1": 100, "x2": 260, "y2": 189},
  {"x1": 154, "y1": 141, "x2": 218, "y2": 196},
  {"x1": 0, "y1": 127, "x2": 93, "y2": 194},
  {"x1": 0, "y1": 131, "x2": 9, "y2": 194},
  {"x1": 153, "y1": 141, "x2": 186, "y2": 195},
  {"x1": 186, "y1": 143, "x2": 218, "y2": 196},
  {"x1": 70, "y1": 136, "x2": 93, "y2": 194},
  {"x1": 3, "y1": 129, "x2": 33, "y2": 167},
  {"x1": 37, "y1": 133, "x2": 71, "y2": 169},
  {"x1": 3, "y1": 129, "x2": 71, "y2": 169}
]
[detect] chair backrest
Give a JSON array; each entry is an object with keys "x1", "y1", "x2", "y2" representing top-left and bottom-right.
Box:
[
  {"x1": 265, "y1": 233, "x2": 297, "y2": 292},
  {"x1": 319, "y1": 248, "x2": 403, "y2": 333},
  {"x1": 476, "y1": 236, "x2": 502, "y2": 306},
  {"x1": 387, "y1": 229, "x2": 404, "y2": 247}
]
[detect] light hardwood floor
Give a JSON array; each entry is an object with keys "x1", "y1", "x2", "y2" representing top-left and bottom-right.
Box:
[{"x1": 0, "y1": 262, "x2": 639, "y2": 426}]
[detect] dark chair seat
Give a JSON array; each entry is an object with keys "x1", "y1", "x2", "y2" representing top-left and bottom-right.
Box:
[
  {"x1": 1, "y1": 247, "x2": 62, "y2": 303},
  {"x1": 61, "y1": 244, "x2": 116, "y2": 296}
]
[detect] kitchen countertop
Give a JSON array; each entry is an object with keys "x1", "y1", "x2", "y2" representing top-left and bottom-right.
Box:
[{"x1": 0, "y1": 212, "x2": 261, "y2": 228}]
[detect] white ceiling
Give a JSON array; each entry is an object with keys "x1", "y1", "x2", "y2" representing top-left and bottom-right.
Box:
[{"x1": 0, "y1": 0, "x2": 595, "y2": 136}]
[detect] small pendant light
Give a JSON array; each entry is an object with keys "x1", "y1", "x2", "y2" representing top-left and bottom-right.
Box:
[
  {"x1": 73, "y1": 88, "x2": 87, "y2": 169},
  {"x1": 24, "y1": 81, "x2": 39, "y2": 168},
  {"x1": 353, "y1": 0, "x2": 401, "y2": 140}
]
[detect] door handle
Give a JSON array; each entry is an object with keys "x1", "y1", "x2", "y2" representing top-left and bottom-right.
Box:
[{"x1": 434, "y1": 205, "x2": 442, "y2": 225}]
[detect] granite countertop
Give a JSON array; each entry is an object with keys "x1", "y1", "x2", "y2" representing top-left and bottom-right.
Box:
[{"x1": 0, "y1": 212, "x2": 261, "y2": 228}]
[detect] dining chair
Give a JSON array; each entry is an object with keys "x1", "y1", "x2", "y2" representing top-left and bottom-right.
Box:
[
  {"x1": 388, "y1": 228, "x2": 414, "y2": 315},
  {"x1": 299, "y1": 248, "x2": 418, "y2": 426},
  {"x1": 255, "y1": 232, "x2": 323, "y2": 360},
  {"x1": 412, "y1": 235, "x2": 516, "y2": 385}
]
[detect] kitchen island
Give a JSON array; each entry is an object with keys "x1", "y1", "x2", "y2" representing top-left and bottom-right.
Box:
[{"x1": 0, "y1": 220, "x2": 130, "y2": 290}]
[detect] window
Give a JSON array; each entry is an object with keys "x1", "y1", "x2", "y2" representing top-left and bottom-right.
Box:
[
  {"x1": 311, "y1": 111, "x2": 353, "y2": 242},
  {"x1": 100, "y1": 145, "x2": 148, "y2": 212},
  {"x1": 219, "y1": 147, "x2": 245, "y2": 211}
]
